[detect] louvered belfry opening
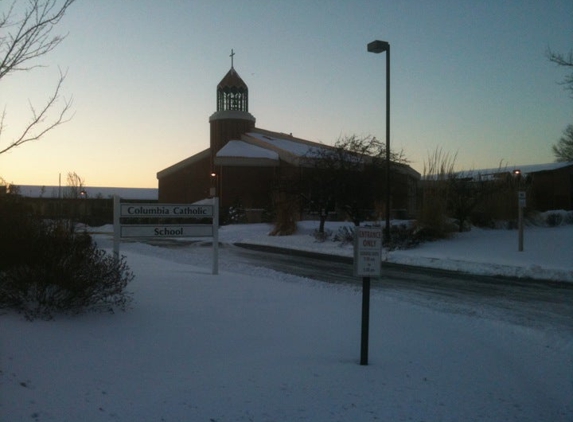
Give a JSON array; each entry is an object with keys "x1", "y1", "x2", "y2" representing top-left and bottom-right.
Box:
[{"x1": 217, "y1": 67, "x2": 249, "y2": 112}]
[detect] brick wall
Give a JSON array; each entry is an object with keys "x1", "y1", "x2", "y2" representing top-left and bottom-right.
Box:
[{"x1": 158, "y1": 155, "x2": 212, "y2": 203}]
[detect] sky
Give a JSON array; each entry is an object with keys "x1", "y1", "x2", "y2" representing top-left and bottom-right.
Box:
[{"x1": 1, "y1": 0, "x2": 572, "y2": 188}]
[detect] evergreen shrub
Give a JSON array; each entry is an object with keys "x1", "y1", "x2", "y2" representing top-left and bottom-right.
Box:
[
  {"x1": 312, "y1": 228, "x2": 332, "y2": 243},
  {"x1": 333, "y1": 226, "x2": 355, "y2": 245},
  {"x1": 0, "y1": 198, "x2": 133, "y2": 319},
  {"x1": 545, "y1": 212, "x2": 563, "y2": 227}
]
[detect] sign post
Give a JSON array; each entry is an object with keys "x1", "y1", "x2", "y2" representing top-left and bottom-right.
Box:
[
  {"x1": 360, "y1": 275, "x2": 371, "y2": 366},
  {"x1": 212, "y1": 196, "x2": 219, "y2": 275},
  {"x1": 113, "y1": 195, "x2": 121, "y2": 263},
  {"x1": 354, "y1": 226, "x2": 383, "y2": 366},
  {"x1": 518, "y1": 191, "x2": 525, "y2": 252}
]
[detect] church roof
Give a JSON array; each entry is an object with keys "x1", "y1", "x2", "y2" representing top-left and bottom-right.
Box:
[
  {"x1": 217, "y1": 140, "x2": 279, "y2": 160},
  {"x1": 217, "y1": 67, "x2": 248, "y2": 90},
  {"x1": 215, "y1": 140, "x2": 279, "y2": 167},
  {"x1": 156, "y1": 148, "x2": 211, "y2": 179},
  {"x1": 214, "y1": 129, "x2": 333, "y2": 167},
  {"x1": 246, "y1": 132, "x2": 318, "y2": 157},
  {"x1": 216, "y1": 128, "x2": 421, "y2": 178}
]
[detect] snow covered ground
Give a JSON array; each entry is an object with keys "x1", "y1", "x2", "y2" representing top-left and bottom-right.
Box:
[
  {"x1": 1, "y1": 220, "x2": 572, "y2": 421},
  {"x1": 212, "y1": 220, "x2": 573, "y2": 283}
]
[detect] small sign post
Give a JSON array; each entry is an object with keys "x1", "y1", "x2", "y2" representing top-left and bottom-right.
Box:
[{"x1": 354, "y1": 226, "x2": 383, "y2": 366}]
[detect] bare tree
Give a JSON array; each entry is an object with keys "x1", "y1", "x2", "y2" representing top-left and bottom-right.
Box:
[
  {"x1": 421, "y1": 148, "x2": 511, "y2": 234},
  {"x1": 546, "y1": 49, "x2": 573, "y2": 162},
  {"x1": 0, "y1": 0, "x2": 75, "y2": 155},
  {"x1": 553, "y1": 124, "x2": 573, "y2": 162},
  {"x1": 418, "y1": 147, "x2": 457, "y2": 237},
  {"x1": 447, "y1": 168, "x2": 510, "y2": 232},
  {"x1": 64, "y1": 170, "x2": 84, "y2": 198},
  {"x1": 304, "y1": 135, "x2": 409, "y2": 230},
  {"x1": 547, "y1": 48, "x2": 573, "y2": 97}
]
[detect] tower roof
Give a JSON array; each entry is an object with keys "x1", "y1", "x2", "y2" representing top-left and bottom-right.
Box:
[
  {"x1": 217, "y1": 67, "x2": 248, "y2": 90},
  {"x1": 215, "y1": 51, "x2": 250, "y2": 114}
]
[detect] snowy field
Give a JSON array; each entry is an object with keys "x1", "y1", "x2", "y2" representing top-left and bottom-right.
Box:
[{"x1": 1, "y1": 220, "x2": 572, "y2": 421}]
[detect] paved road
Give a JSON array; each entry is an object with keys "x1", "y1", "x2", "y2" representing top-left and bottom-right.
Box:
[
  {"x1": 230, "y1": 243, "x2": 573, "y2": 338},
  {"x1": 141, "y1": 238, "x2": 573, "y2": 339}
]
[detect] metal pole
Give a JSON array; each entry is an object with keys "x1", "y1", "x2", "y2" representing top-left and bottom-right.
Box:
[
  {"x1": 213, "y1": 196, "x2": 219, "y2": 275},
  {"x1": 384, "y1": 45, "x2": 391, "y2": 244},
  {"x1": 518, "y1": 200, "x2": 524, "y2": 252},
  {"x1": 360, "y1": 276, "x2": 371, "y2": 365},
  {"x1": 512, "y1": 171, "x2": 524, "y2": 252},
  {"x1": 113, "y1": 195, "x2": 120, "y2": 262}
]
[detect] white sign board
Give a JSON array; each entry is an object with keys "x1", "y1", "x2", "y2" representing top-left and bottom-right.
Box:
[
  {"x1": 354, "y1": 227, "x2": 383, "y2": 277},
  {"x1": 113, "y1": 196, "x2": 220, "y2": 275},
  {"x1": 120, "y1": 204, "x2": 213, "y2": 218},
  {"x1": 120, "y1": 224, "x2": 213, "y2": 238}
]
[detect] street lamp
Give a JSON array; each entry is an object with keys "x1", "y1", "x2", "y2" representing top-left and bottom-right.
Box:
[
  {"x1": 210, "y1": 172, "x2": 217, "y2": 197},
  {"x1": 210, "y1": 171, "x2": 222, "y2": 204},
  {"x1": 367, "y1": 40, "x2": 391, "y2": 244}
]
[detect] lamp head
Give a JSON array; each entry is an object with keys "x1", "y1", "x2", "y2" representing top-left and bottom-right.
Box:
[{"x1": 367, "y1": 40, "x2": 389, "y2": 53}]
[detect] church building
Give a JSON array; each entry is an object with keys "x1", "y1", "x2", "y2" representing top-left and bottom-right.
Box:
[{"x1": 157, "y1": 55, "x2": 420, "y2": 222}]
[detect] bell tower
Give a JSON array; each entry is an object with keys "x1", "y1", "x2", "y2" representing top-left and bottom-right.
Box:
[{"x1": 209, "y1": 50, "x2": 256, "y2": 155}]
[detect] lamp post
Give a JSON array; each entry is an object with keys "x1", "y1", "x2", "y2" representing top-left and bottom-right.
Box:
[
  {"x1": 512, "y1": 169, "x2": 524, "y2": 252},
  {"x1": 210, "y1": 172, "x2": 220, "y2": 275},
  {"x1": 79, "y1": 189, "x2": 87, "y2": 229},
  {"x1": 367, "y1": 40, "x2": 391, "y2": 244}
]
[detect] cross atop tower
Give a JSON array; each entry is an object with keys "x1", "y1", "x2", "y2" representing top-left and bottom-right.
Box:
[{"x1": 230, "y1": 49, "x2": 235, "y2": 68}]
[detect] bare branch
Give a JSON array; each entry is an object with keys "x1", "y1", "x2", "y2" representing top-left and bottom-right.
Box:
[
  {"x1": 0, "y1": 1, "x2": 76, "y2": 155},
  {"x1": 0, "y1": 69, "x2": 73, "y2": 155},
  {"x1": 552, "y1": 124, "x2": 573, "y2": 162},
  {"x1": 0, "y1": 108, "x2": 6, "y2": 138},
  {"x1": 547, "y1": 48, "x2": 573, "y2": 67},
  {"x1": 546, "y1": 48, "x2": 573, "y2": 96},
  {"x1": 64, "y1": 170, "x2": 84, "y2": 198},
  {"x1": 0, "y1": 0, "x2": 76, "y2": 79}
]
